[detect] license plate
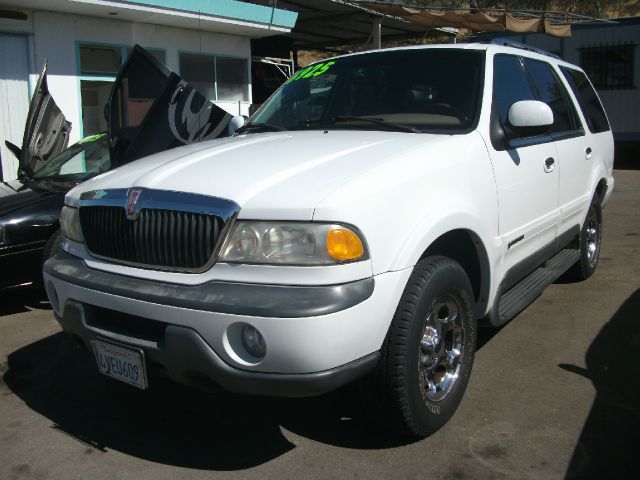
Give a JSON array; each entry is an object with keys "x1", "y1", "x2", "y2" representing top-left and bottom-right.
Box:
[{"x1": 91, "y1": 339, "x2": 148, "y2": 390}]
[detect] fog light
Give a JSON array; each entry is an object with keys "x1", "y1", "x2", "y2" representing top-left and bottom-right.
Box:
[{"x1": 241, "y1": 324, "x2": 266, "y2": 358}]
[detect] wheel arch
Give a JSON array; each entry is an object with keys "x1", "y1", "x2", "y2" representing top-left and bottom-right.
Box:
[
  {"x1": 595, "y1": 177, "x2": 608, "y2": 202},
  {"x1": 417, "y1": 229, "x2": 491, "y2": 318}
]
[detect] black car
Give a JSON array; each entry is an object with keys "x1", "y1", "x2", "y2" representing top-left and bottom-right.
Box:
[{"x1": 0, "y1": 45, "x2": 236, "y2": 291}]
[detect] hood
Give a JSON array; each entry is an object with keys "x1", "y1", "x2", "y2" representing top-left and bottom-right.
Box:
[
  {"x1": 10, "y1": 62, "x2": 71, "y2": 180},
  {"x1": 71, "y1": 130, "x2": 453, "y2": 220}
]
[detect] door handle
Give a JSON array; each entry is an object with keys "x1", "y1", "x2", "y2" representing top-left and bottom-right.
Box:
[
  {"x1": 585, "y1": 147, "x2": 593, "y2": 160},
  {"x1": 544, "y1": 157, "x2": 555, "y2": 173}
]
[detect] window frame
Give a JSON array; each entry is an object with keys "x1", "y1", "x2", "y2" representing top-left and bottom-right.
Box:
[
  {"x1": 490, "y1": 53, "x2": 585, "y2": 151},
  {"x1": 522, "y1": 56, "x2": 584, "y2": 138},
  {"x1": 559, "y1": 66, "x2": 611, "y2": 134}
]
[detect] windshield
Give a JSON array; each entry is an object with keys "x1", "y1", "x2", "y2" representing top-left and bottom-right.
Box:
[
  {"x1": 248, "y1": 49, "x2": 485, "y2": 133},
  {"x1": 32, "y1": 134, "x2": 110, "y2": 181}
]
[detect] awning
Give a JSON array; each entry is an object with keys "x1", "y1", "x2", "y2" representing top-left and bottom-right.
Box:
[{"x1": 364, "y1": 3, "x2": 572, "y2": 37}]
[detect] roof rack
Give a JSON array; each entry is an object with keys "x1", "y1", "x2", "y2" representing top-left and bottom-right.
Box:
[{"x1": 490, "y1": 38, "x2": 561, "y2": 59}]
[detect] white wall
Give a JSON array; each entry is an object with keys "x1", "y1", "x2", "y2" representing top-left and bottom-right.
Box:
[{"x1": 30, "y1": 10, "x2": 252, "y2": 144}]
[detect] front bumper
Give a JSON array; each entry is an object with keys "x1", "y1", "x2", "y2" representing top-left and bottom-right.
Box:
[
  {"x1": 57, "y1": 300, "x2": 379, "y2": 397},
  {"x1": 44, "y1": 252, "x2": 411, "y2": 396}
]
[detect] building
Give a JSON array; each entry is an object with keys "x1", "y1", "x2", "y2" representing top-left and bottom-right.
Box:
[
  {"x1": 477, "y1": 17, "x2": 640, "y2": 156},
  {"x1": 0, "y1": 0, "x2": 297, "y2": 181}
]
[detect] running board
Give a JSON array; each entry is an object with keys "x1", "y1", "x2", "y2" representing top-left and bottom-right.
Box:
[{"x1": 496, "y1": 248, "x2": 580, "y2": 325}]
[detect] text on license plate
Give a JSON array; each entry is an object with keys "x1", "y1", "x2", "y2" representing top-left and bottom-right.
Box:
[{"x1": 91, "y1": 340, "x2": 148, "y2": 390}]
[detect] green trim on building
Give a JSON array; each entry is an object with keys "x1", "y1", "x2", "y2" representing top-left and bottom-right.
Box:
[{"x1": 119, "y1": 0, "x2": 297, "y2": 28}]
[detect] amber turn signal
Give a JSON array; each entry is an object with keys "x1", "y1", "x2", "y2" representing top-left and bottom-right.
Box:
[{"x1": 326, "y1": 228, "x2": 364, "y2": 261}]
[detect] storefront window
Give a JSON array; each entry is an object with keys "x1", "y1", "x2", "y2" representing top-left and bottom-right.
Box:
[
  {"x1": 179, "y1": 53, "x2": 216, "y2": 101},
  {"x1": 217, "y1": 56, "x2": 248, "y2": 101},
  {"x1": 78, "y1": 43, "x2": 167, "y2": 137},
  {"x1": 179, "y1": 52, "x2": 249, "y2": 102},
  {"x1": 80, "y1": 80, "x2": 111, "y2": 135},
  {"x1": 79, "y1": 45, "x2": 121, "y2": 76},
  {"x1": 580, "y1": 45, "x2": 636, "y2": 90}
]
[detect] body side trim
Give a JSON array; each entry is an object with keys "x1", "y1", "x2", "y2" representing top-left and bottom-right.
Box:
[{"x1": 44, "y1": 251, "x2": 375, "y2": 318}]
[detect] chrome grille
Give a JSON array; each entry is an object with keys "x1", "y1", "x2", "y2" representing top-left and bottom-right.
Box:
[{"x1": 79, "y1": 206, "x2": 224, "y2": 270}]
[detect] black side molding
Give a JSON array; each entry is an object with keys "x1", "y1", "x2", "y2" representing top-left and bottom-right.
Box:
[
  {"x1": 508, "y1": 235, "x2": 524, "y2": 249},
  {"x1": 502, "y1": 225, "x2": 580, "y2": 292}
]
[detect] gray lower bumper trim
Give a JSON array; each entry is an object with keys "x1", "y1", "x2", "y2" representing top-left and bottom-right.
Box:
[
  {"x1": 44, "y1": 251, "x2": 374, "y2": 318},
  {"x1": 59, "y1": 301, "x2": 380, "y2": 397}
]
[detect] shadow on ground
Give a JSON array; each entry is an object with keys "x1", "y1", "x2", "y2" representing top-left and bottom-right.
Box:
[
  {"x1": 562, "y1": 289, "x2": 640, "y2": 479},
  {"x1": 0, "y1": 287, "x2": 50, "y2": 317},
  {"x1": 1, "y1": 332, "x2": 412, "y2": 471}
]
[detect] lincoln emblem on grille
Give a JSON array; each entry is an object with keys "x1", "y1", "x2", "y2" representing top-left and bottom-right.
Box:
[{"x1": 126, "y1": 188, "x2": 142, "y2": 220}]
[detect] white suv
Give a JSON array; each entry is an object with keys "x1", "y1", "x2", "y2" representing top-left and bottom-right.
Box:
[{"x1": 44, "y1": 41, "x2": 614, "y2": 437}]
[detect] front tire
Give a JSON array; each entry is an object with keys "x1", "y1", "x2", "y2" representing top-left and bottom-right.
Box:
[
  {"x1": 42, "y1": 230, "x2": 63, "y2": 262},
  {"x1": 363, "y1": 255, "x2": 476, "y2": 438},
  {"x1": 34, "y1": 230, "x2": 63, "y2": 291}
]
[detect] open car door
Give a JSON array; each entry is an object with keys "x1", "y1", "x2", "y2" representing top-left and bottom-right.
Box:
[
  {"x1": 7, "y1": 62, "x2": 71, "y2": 180},
  {"x1": 108, "y1": 45, "x2": 232, "y2": 166}
]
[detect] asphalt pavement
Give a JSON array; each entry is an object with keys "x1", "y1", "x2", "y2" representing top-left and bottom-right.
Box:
[{"x1": 1, "y1": 168, "x2": 638, "y2": 480}]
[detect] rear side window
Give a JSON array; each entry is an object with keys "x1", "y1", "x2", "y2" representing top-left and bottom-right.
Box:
[
  {"x1": 523, "y1": 58, "x2": 580, "y2": 134},
  {"x1": 493, "y1": 55, "x2": 536, "y2": 126},
  {"x1": 560, "y1": 67, "x2": 610, "y2": 133}
]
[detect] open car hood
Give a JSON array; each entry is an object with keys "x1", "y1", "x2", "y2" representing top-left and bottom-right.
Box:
[
  {"x1": 3, "y1": 46, "x2": 233, "y2": 182},
  {"x1": 107, "y1": 45, "x2": 233, "y2": 166},
  {"x1": 7, "y1": 62, "x2": 72, "y2": 180}
]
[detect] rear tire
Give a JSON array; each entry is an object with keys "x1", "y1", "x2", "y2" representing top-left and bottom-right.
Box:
[
  {"x1": 566, "y1": 196, "x2": 602, "y2": 281},
  {"x1": 362, "y1": 255, "x2": 476, "y2": 438}
]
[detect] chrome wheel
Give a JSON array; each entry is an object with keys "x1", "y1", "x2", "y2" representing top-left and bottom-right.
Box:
[
  {"x1": 418, "y1": 296, "x2": 465, "y2": 402},
  {"x1": 585, "y1": 205, "x2": 600, "y2": 267}
]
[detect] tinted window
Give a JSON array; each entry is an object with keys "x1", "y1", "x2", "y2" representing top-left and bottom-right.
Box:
[
  {"x1": 561, "y1": 67, "x2": 610, "y2": 133},
  {"x1": 523, "y1": 58, "x2": 579, "y2": 134},
  {"x1": 32, "y1": 136, "x2": 110, "y2": 181},
  {"x1": 493, "y1": 54, "x2": 536, "y2": 126},
  {"x1": 251, "y1": 49, "x2": 485, "y2": 133}
]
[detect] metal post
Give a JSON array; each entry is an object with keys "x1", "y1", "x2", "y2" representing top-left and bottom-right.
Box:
[{"x1": 372, "y1": 18, "x2": 382, "y2": 50}]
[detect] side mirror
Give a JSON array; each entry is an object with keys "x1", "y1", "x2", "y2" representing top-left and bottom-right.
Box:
[
  {"x1": 507, "y1": 100, "x2": 553, "y2": 139},
  {"x1": 228, "y1": 115, "x2": 245, "y2": 136}
]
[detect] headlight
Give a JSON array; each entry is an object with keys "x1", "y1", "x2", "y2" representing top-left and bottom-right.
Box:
[
  {"x1": 60, "y1": 206, "x2": 84, "y2": 243},
  {"x1": 219, "y1": 221, "x2": 367, "y2": 265}
]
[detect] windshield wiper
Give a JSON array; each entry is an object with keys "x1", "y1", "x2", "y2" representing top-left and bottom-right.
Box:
[
  {"x1": 235, "y1": 122, "x2": 289, "y2": 135},
  {"x1": 303, "y1": 116, "x2": 422, "y2": 133}
]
